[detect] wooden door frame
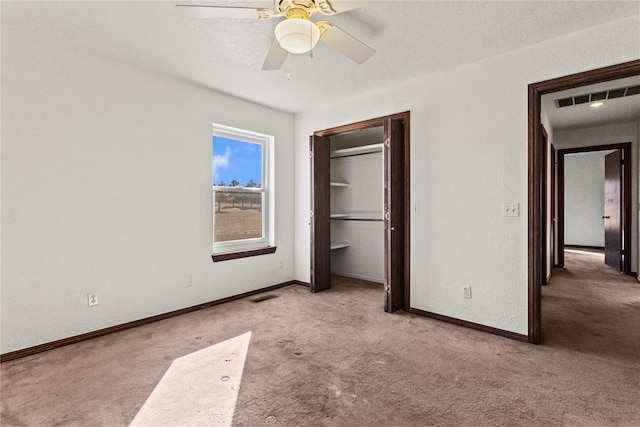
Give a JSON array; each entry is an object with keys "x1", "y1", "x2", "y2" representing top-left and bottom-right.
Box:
[
  {"x1": 528, "y1": 59, "x2": 640, "y2": 344},
  {"x1": 556, "y1": 143, "x2": 632, "y2": 273},
  {"x1": 311, "y1": 111, "x2": 411, "y2": 311}
]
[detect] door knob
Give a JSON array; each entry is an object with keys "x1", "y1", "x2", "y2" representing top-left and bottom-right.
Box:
[{"x1": 602, "y1": 216, "x2": 610, "y2": 219}]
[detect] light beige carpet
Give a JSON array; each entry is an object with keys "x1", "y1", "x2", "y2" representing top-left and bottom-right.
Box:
[{"x1": 1, "y1": 256, "x2": 639, "y2": 426}]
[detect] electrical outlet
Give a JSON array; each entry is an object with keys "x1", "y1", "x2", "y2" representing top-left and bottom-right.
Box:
[
  {"x1": 502, "y1": 203, "x2": 519, "y2": 217},
  {"x1": 185, "y1": 275, "x2": 193, "y2": 288},
  {"x1": 278, "y1": 259, "x2": 284, "y2": 269},
  {"x1": 463, "y1": 286, "x2": 472, "y2": 299},
  {"x1": 88, "y1": 292, "x2": 99, "y2": 307}
]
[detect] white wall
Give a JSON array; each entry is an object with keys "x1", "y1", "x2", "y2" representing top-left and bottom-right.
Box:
[
  {"x1": 330, "y1": 152, "x2": 384, "y2": 218},
  {"x1": 564, "y1": 152, "x2": 609, "y2": 247},
  {"x1": 555, "y1": 122, "x2": 639, "y2": 271},
  {"x1": 331, "y1": 221, "x2": 385, "y2": 282},
  {"x1": 1, "y1": 10, "x2": 295, "y2": 353},
  {"x1": 294, "y1": 16, "x2": 640, "y2": 335}
]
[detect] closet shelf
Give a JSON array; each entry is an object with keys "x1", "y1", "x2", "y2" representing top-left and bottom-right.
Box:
[
  {"x1": 330, "y1": 242, "x2": 350, "y2": 250},
  {"x1": 330, "y1": 143, "x2": 383, "y2": 158},
  {"x1": 330, "y1": 181, "x2": 350, "y2": 187}
]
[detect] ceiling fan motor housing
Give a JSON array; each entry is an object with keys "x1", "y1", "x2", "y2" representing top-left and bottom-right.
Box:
[{"x1": 277, "y1": 0, "x2": 317, "y2": 15}]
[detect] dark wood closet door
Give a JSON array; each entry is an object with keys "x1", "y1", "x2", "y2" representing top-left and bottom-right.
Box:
[
  {"x1": 310, "y1": 135, "x2": 331, "y2": 292},
  {"x1": 384, "y1": 118, "x2": 406, "y2": 312}
]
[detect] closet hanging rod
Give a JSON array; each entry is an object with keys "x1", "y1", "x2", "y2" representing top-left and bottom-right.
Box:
[{"x1": 330, "y1": 143, "x2": 383, "y2": 158}]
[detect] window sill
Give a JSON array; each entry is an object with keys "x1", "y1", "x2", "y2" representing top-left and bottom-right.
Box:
[{"x1": 211, "y1": 246, "x2": 277, "y2": 262}]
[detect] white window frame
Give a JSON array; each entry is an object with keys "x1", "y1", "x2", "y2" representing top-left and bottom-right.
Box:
[{"x1": 212, "y1": 123, "x2": 275, "y2": 254}]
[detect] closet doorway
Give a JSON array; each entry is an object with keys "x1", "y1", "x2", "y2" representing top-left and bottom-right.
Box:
[{"x1": 310, "y1": 112, "x2": 410, "y2": 312}]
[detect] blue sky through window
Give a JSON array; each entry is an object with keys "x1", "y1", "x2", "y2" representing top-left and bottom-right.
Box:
[{"x1": 212, "y1": 136, "x2": 262, "y2": 187}]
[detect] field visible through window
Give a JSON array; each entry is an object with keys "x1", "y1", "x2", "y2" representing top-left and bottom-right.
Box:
[
  {"x1": 213, "y1": 133, "x2": 265, "y2": 245},
  {"x1": 214, "y1": 194, "x2": 263, "y2": 242}
]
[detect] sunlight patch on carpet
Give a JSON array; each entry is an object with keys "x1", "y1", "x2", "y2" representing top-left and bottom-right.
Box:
[{"x1": 130, "y1": 331, "x2": 252, "y2": 427}]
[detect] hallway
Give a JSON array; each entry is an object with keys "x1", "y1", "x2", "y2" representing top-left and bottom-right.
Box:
[{"x1": 543, "y1": 248, "x2": 640, "y2": 364}]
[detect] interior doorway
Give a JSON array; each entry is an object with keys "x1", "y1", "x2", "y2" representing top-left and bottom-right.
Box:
[
  {"x1": 557, "y1": 144, "x2": 632, "y2": 273},
  {"x1": 528, "y1": 59, "x2": 640, "y2": 344},
  {"x1": 309, "y1": 112, "x2": 410, "y2": 312}
]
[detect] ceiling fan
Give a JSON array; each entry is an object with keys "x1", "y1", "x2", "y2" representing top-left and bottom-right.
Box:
[{"x1": 176, "y1": 0, "x2": 375, "y2": 70}]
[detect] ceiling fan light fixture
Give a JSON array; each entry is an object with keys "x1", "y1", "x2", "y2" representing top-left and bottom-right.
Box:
[{"x1": 275, "y1": 18, "x2": 320, "y2": 54}]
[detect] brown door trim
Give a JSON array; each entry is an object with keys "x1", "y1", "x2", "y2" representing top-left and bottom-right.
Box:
[
  {"x1": 556, "y1": 143, "x2": 632, "y2": 274},
  {"x1": 311, "y1": 111, "x2": 411, "y2": 311},
  {"x1": 528, "y1": 59, "x2": 640, "y2": 344},
  {"x1": 314, "y1": 112, "x2": 410, "y2": 138}
]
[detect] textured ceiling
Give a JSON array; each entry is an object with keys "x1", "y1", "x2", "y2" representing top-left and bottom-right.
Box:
[{"x1": 4, "y1": 1, "x2": 639, "y2": 113}]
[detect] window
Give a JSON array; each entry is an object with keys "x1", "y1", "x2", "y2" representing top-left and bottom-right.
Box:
[{"x1": 212, "y1": 124, "x2": 275, "y2": 259}]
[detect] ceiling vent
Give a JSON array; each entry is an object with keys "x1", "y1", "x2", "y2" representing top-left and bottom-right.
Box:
[{"x1": 555, "y1": 85, "x2": 640, "y2": 108}]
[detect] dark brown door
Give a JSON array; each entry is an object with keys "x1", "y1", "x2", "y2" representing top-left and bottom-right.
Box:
[
  {"x1": 604, "y1": 150, "x2": 622, "y2": 271},
  {"x1": 310, "y1": 135, "x2": 331, "y2": 292},
  {"x1": 541, "y1": 127, "x2": 548, "y2": 283},
  {"x1": 550, "y1": 143, "x2": 556, "y2": 270},
  {"x1": 383, "y1": 118, "x2": 406, "y2": 312}
]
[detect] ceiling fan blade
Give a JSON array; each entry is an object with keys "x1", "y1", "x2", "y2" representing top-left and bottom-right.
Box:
[
  {"x1": 175, "y1": 5, "x2": 271, "y2": 19},
  {"x1": 319, "y1": 23, "x2": 375, "y2": 64},
  {"x1": 262, "y1": 39, "x2": 288, "y2": 71}
]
